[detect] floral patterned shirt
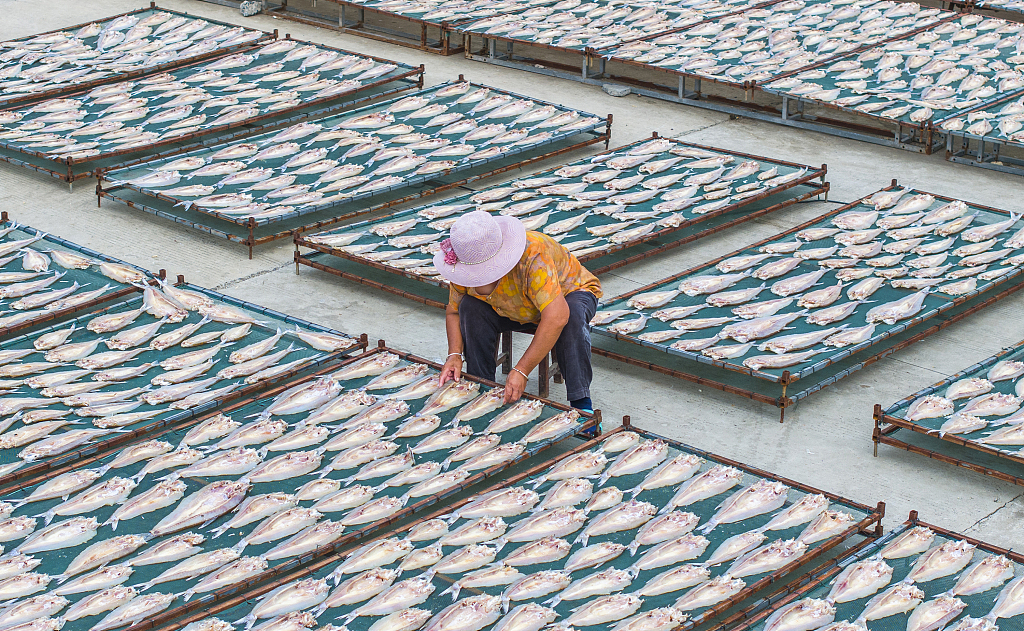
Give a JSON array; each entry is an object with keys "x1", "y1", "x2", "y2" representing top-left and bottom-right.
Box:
[{"x1": 449, "y1": 232, "x2": 602, "y2": 323}]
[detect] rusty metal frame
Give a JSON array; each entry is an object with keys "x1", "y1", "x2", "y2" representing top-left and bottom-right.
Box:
[
  {"x1": 632, "y1": 422, "x2": 885, "y2": 631},
  {"x1": 711, "y1": 511, "x2": 1024, "y2": 631},
  {"x1": 591, "y1": 181, "x2": 1024, "y2": 421},
  {"x1": 941, "y1": 87, "x2": 1024, "y2": 177},
  {"x1": 585, "y1": 0, "x2": 957, "y2": 91},
  {"x1": 263, "y1": 0, "x2": 468, "y2": 55},
  {"x1": 0, "y1": 282, "x2": 368, "y2": 490},
  {"x1": 0, "y1": 212, "x2": 161, "y2": 339},
  {"x1": 873, "y1": 413, "x2": 1024, "y2": 488},
  {"x1": 292, "y1": 133, "x2": 826, "y2": 302},
  {"x1": 0, "y1": 338, "x2": 373, "y2": 495},
  {"x1": 968, "y1": 0, "x2": 1024, "y2": 21},
  {"x1": 127, "y1": 418, "x2": 882, "y2": 631},
  {"x1": 0, "y1": 37, "x2": 424, "y2": 186},
  {"x1": 98, "y1": 84, "x2": 612, "y2": 256},
  {"x1": 591, "y1": 344, "x2": 787, "y2": 408},
  {"x1": 0, "y1": 4, "x2": 276, "y2": 110},
  {"x1": 728, "y1": 9, "x2": 963, "y2": 155},
  {"x1": 461, "y1": 8, "x2": 961, "y2": 155},
  {"x1": 458, "y1": 0, "x2": 783, "y2": 83},
  {"x1": 871, "y1": 335, "x2": 1024, "y2": 487},
  {"x1": 463, "y1": 31, "x2": 595, "y2": 82},
  {"x1": 99, "y1": 78, "x2": 607, "y2": 228},
  {"x1": 111, "y1": 342, "x2": 599, "y2": 631}
]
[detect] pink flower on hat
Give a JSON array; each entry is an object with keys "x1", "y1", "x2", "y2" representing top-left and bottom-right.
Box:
[
  {"x1": 440, "y1": 239, "x2": 458, "y2": 266},
  {"x1": 432, "y1": 210, "x2": 528, "y2": 287}
]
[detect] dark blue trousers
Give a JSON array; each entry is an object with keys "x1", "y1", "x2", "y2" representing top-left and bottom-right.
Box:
[{"x1": 458, "y1": 291, "x2": 598, "y2": 401}]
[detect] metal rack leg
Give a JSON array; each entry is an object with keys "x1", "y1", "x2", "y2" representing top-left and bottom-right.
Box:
[
  {"x1": 539, "y1": 355, "x2": 549, "y2": 399},
  {"x1": 500, "y1": 331, "x2": 512, "y2": 375}
]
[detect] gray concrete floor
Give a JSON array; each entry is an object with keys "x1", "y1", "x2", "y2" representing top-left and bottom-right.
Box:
[{"x1": 2, "y1": 0, "x2": 1023, "y2": 550}]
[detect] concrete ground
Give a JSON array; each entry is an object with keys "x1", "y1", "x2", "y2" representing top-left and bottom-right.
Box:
[{"x1": 2, "y1": 0, "x2": 1023, "y2": 551}]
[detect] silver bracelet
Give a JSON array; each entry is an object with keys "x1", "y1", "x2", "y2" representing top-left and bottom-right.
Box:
[
  {"x1": 447, "y1": 352, "x2": 464, "y2": 361},
  {"x1": 512, "y1": 367, "x2": 529, "y2": 380}
]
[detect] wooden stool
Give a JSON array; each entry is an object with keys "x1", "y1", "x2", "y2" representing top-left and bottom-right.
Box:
[{"x1": 495, "y1": 328, "x2": 562, "y2": 398}]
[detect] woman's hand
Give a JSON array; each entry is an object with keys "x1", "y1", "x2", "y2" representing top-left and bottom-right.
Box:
[
  {"x1": 504, "y1": 368, "x2": 527, "y2": 404},
  {"x1": 439, "y1": 354, "x2": 463, "y2": 386}
]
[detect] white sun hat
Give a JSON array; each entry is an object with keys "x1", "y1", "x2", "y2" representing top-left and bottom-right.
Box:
[{"x1": 433, "y1": 210, "x2": 528, "y2": 287}]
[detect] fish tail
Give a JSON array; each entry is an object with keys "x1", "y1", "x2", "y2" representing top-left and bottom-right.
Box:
[
  {"x1": 210, "y1": 524, "x2": 229, "y2": 539},
  {"x1": 137, "y1": 580, "x2": 155, "y2": 592},
  {"x1": 328, "y1": 568, "x2": 344, "y2": 586},
  {"x1": 231, "y1": 540, "x2": 249, "y2": 555},
  {"x1": 53, "y1": 573, "x2": 68, "y2": 584},
  {"x1": 39, "y1": 509, "x2": 55, "y2": 526},
  {"x1": 597, "y1": 472, "x2": 610, "y2": 487},
  {"x1": 627, "y1": 541, "x2": 640, "y2": 556},
  {"x1": 542, "y1": 596, "x2": 560, "y2": 607},
  {"x1": 440, "y1": 458, "x2": 452, "y2": 471},
  {"x1": 399, "y1": 493, "x2": 410, "y2": 507},
  {"x1": 311, "y1": 603, "x2": 328, "y2": 618},
  {"x1": 317, "y1": 467, "x2": 334, "y2": 479},
  {"x1": 438, "y1": 582, "x2": 456, "y2": 599},
  {"x1": 501, "y1": 595, "x2": 510, "y2": 613},
  {"x1": 493, "y1": 538, "x2": 507, "y2": 553}
]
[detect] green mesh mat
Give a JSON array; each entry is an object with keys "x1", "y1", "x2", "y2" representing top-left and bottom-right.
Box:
[
  {"x1": 0, "y1": 352, "x2": 587, "y2": 631},
  {"x1": 760, "y1": 13, "x2": 1024, "y2": 128},
  {"x1": 457, "y1": 0, "x2": 767, "y2": 52},
  {"x1": 877, "y1": 425, "x2": 1024, "y2": 486},
  {"x1": 0, "y1": 282, "x2": 359, "y2": 471},
  {"x1": 592, "y1": 187, "x2": 1024, "y2": 385},
  {"x1": 101, "y1": 80, "x2": 606, "y2": 241},
  {"x1": 301, "y1": 136, "x2": 822, "y2": 288},
  {"x1": 0, "y1": 221, "x2": 152, "y2": 334},
  {"x1": 0, "y1": 8, "x2": 267, "y2": 109},
  {"x1": 881, "y1": 338, "x2": 1024, "y2": 477},
  {"x1": 0, "y1": 39, "x2": 418, "y2": 175},
  {"x1": 186, "y1": 427, "x2": 876, "y2": 631},
  {"x1": 339, "y1": 0, "x2": 559, "y2": 27},
  {"x1": 734, "y1": 521, "x2": 1024, "y2": 631},
  {"x1": 601, "y1": 0, "x2": 951, "y2": 89}
]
